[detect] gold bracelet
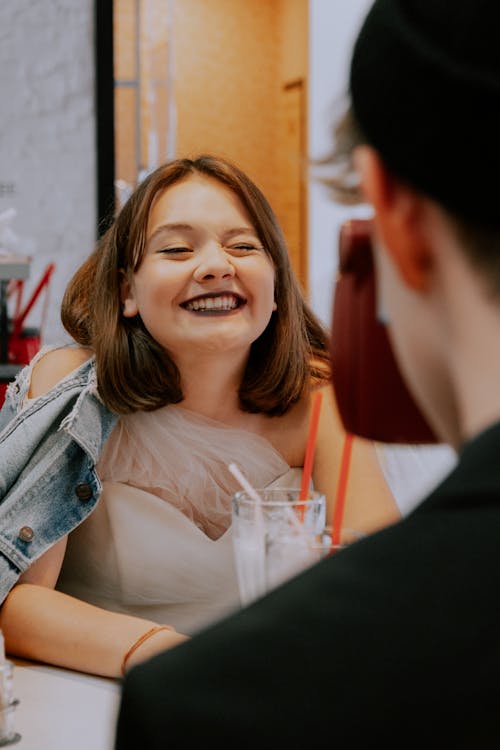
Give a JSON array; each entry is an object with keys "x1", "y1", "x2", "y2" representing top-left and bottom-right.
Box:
[{"x1": 121, "y1": 625, "x2": 173, "y2": 676}]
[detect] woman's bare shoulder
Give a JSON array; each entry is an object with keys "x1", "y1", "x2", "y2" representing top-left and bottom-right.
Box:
[
  {"x1": 29, "y1": 346, "x2": 94, "y2": 398},
  {"x1": 261, "y1": 384, "x2": 337, "y2": 465}
]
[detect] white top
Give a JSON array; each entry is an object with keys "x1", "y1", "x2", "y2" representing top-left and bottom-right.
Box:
[
  {"x1": 56, "y1": 405, "x2": 298, "y2": 635},
  {"x1": 376, "y1": 443, "x2": 457, "y2": 515}
]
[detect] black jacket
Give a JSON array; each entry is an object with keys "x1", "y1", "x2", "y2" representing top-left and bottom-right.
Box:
[{"x1": 115, "y1": 422, "x2": 500, "y2": 749}]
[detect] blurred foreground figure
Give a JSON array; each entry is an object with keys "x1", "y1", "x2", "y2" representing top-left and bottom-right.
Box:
[{"x1": 116, "y1": 2, "x2": 500, "y2": 746}]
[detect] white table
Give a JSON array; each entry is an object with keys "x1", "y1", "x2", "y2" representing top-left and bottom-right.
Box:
[{"x1": 9, "y1": 659, "x2": 121, "y2": 749}]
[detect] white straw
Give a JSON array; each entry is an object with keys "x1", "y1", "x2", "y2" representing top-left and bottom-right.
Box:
[
  {"x1": 229, "y1": 462, "x2": 266, "y2": 544},
  {"x1": 228, "y1": 462, "x2": 264, "y2": 504}
]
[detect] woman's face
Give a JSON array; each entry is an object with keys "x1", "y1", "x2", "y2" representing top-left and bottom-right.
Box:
[{"x1": 121, "y1": 174, "x2": 276, "y2": 362}]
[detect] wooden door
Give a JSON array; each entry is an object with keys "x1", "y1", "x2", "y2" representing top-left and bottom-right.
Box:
[{"x1": 280, "y1": 79, "x2": 308, "y2": 292}]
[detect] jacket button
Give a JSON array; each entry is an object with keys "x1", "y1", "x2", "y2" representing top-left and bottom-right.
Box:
[
  {"x1": 18, "y1": 526, "x2": 34, "y2": 542},
  {"x1": 75, "y1": 483, "x2": 93, "y2": 502}
]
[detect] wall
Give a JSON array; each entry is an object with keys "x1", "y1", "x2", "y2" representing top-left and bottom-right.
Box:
[
  {"x1": 277, "y1": 0, "x2": 308, "y2": 82},
  {"x1": 275, "y1": 0, "x2": 309, "y2": 290},
  {"x1": 173, "y1": 0, "x2": 280, "y2": 207},
  {"x1": 307, "y1": 0, "x2": 372, "y2": 327},
  {"x1": 0, "y1": 0, "x2": 96, "y2": 346}
]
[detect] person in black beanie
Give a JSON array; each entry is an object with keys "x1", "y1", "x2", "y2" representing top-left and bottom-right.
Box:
[{"x1": 115, "y1": 1, "x2": 500, "y2": 746}]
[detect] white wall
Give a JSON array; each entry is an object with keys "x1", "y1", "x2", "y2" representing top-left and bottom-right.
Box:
[
  {"x1": 308, "y1": 0, "x2": 372, "y2": 328},
  {"x1": 0, "y1": 0, "x2": 95, "y2": 345},
  {"x1": 307, "y1": 0, "x2": 458, "y2": 514}
]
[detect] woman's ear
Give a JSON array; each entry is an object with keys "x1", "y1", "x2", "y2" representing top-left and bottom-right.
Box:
[
  {"x1": 354, "y1": 145, "x2": 432, "y2": 292},
  {"x1": 120, "y1": 272, "x2": 139, "y2": 317}
]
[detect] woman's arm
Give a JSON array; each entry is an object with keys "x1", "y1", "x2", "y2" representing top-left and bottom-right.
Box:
[
  {"x1": 2, "y1": 543, "x2": 186, "y2": 677},
  {"x1": 0, "y1": 346, "x2": 188, "y2": 677},
  {"x1": 312, "y1": 385, "x2": 401, "y2": 535},
  {"x1": 0, "y1": 581, "x2": 188, "y2": 677}
]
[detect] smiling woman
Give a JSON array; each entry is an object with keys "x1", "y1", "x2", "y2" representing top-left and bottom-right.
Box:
[
  {"x1": 120, "y1": 175, "x2": 277, "y2": 367},
  {"x1": 0, "y1": 154, "x2": 400, "y2": 679},
  {"x1": 61, "y1": 155, "x2": 328, "y2": 417}
]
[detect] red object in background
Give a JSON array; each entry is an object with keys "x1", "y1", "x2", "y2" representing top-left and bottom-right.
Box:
[
  {"x1": 330, "y1": 219, "x2": 437, "y2": 444},
  {"x1": 8, "y1": 262, "x2": 55, "y2": 365},
  {"x1": 0, "y1": 262, "x2": 55, "y2": 408}
]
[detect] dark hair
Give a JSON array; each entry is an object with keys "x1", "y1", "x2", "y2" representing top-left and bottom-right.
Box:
[
  {"x1": 345, "y1": 0, "x2": 500, "y2": 292},
  {"x1": 318, "y1": 102, "x2": 500, "y2": 297},
  {"x1": 62, "y1": 155, "x2": 330, "y2": 415}
]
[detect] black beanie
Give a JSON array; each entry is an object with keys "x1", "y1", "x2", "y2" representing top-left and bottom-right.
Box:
[{"x1": 350, "y1": 0, "x2": 500, "y2": 227}]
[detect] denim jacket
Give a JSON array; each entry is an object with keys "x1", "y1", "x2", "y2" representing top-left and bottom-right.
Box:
[{"x1": 0, "y1": 348, "x2": 118, "y2": 603}]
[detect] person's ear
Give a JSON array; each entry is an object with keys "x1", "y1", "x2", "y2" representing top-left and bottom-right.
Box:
[
  {"x1": 120, "y1": 272, "x2": 139, "y2": 317},
  {"x1": 354, "y1": 145, "x2": 432, "y2": 291}
]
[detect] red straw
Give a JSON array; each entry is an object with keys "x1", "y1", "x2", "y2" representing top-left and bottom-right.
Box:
[
  {"x1": 299, "y1": 391, "x2": 323, "y2": 502},
  {"x1": 330, "y1": 432, "x2": 353, "y2": 549}
]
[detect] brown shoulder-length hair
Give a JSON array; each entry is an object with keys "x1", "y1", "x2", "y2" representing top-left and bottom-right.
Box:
[{"x1": 62, "y1": 154, "x2": 331, "y2": 415}]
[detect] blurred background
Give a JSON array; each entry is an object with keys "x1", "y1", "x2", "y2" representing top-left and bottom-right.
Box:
[
  {"x1": 0, "y1": 0, "x2": 459, "y2": 515},
  {"x1": 0, "y1": 0, "x2": 372, "y2": 345}
]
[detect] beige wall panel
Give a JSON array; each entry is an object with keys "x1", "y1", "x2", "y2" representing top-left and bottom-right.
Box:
[
  {"x1": 280, "y1": 81, "x2": 307, "y2": 291},
  {"x1": 115, "y1": 87, "x2": 138, "y2": 186},
  {"x1": 277, "y1": 0, "x2": 308, "y2": 81},
  {"x1": 114, "y1": 0, "x2": 137, "y2": 80},
  {"x1": 173, "y1": 0, "x2": 280, "y2": 206}
]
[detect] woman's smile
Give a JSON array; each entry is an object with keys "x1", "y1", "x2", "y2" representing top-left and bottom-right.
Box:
[
  {"x1": 121, "y1": 174, "x2": 276, "y2": 358},
  {"x1": 181, "y1": 292, "x2": 246, "y2": 314}
]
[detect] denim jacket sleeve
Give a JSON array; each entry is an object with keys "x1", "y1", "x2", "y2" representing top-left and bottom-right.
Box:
[{"x1": 0, "y1": 352, "x2": 118, "y2": 604}]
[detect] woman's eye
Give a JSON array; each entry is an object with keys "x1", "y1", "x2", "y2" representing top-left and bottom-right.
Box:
[
  {"x1": 159, "y1": 246, "x2": 191, "y2": 254},
  {"x1": 232, "y1": 243, "x2": 261, "y2": 252}
]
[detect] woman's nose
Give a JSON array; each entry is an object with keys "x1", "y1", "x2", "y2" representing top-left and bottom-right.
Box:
[{"x1": 193, "y1": 244, "x2": 235, "y2": 282}]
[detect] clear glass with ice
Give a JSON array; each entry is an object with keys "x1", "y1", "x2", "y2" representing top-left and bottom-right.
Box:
[{"x1": 231, "y1": 488, "x2": 326, "y2": 606}]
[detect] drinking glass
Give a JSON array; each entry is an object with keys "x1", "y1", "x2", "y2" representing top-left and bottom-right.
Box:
[{"x1": 232, "y1": 488, "x2": 326, "y2": 606}]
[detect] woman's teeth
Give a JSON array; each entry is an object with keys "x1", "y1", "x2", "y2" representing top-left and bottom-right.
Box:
[{"x1": 185, "y1": 294, "x2": 239, "y2": 312}]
